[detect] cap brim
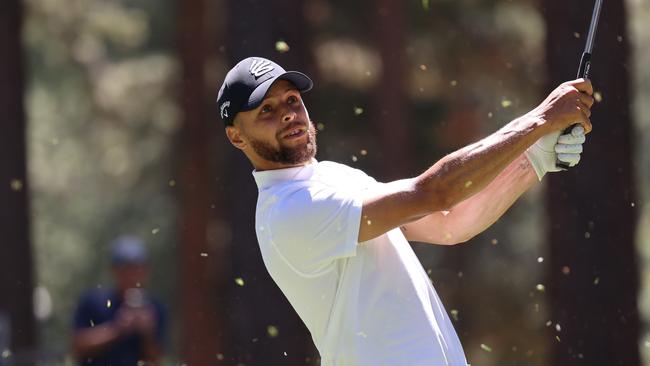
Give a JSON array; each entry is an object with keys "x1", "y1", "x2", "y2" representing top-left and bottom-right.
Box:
[{"x1": 242, "y1": 71, "x2": 313, "y2": 112}]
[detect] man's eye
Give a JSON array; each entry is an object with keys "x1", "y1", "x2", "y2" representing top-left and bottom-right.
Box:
[
  {"x1": 288, "y1": 96, "x2": 298, "y2": 104},
  {"x1": 261, "y1": 105, "x2": 272, "y2": 113}
]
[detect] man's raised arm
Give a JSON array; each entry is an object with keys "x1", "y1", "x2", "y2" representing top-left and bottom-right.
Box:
[{"x1": 358, "y1": 79, "x2": 594, "y2": 243}]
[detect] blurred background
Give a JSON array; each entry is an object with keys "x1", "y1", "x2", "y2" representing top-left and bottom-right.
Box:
[{"x1": 1, "y1": 0, "x2": 649, "y2": 365}]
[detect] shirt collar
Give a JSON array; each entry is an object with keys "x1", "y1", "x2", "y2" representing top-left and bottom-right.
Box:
[{"x1": 252, "y1": 159, "x2": 318, "y2": 189}]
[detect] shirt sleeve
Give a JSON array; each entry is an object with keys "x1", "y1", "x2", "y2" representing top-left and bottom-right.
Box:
[{"x1": 267, "y1": 183, "x2": 363, "y2": 273}]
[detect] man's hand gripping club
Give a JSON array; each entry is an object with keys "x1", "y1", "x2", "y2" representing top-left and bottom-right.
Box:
[{"x1": 524, "y1": 79, "x2": 594, "y2": 180}]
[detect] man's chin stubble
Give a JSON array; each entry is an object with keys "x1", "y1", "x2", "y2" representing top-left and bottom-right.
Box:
[{"x1": 250, "y1": 126, "x2": 317, "y2": 165}]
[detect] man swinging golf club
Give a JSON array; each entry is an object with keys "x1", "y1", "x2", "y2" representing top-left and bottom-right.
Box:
[{"x1": 218, "y1": 56, "x2": 592, "y2": 365}]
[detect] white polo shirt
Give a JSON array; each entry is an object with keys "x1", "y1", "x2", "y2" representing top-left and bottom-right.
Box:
[{"x1": 253, "y1": 160, "x2": 468, "y2": 366}]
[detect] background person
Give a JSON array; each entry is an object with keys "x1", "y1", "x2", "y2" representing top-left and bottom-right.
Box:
[{"x1": 71, "y1": 236, "x2": 166, "y2": 366}]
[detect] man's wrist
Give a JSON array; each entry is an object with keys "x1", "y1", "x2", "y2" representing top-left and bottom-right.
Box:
[{"x1": 524, "y1": 149, "x2": 547, "y2": 181}]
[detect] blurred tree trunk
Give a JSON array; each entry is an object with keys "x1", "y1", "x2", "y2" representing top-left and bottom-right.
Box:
[
  {"x1": 371, "y1": 0, "x2": 412, "y2": 180},
  {"x1": 0, "y1": 0, "x2": 36, "y2": 359},
  {"x1": 224, "y1": 1, "x2": 318, "y2": 364},
  {"x1": 176, "y1": 0, "x2": 228, "y2": 363},
  {"x1": 543, "y1": 0, "x2": 639, "y2": 365}
]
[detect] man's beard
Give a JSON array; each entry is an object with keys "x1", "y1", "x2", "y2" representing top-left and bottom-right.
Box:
[{"x1": 249, "y1": 121, "x2": 317, "y2": 165}]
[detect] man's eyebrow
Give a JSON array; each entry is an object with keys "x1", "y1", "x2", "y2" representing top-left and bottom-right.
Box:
[{"x1": 261, "y1": 87, "x2": 299, "y2": 104}]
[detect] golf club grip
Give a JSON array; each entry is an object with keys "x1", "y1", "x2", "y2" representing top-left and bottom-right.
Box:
[{"x1": 556, "y1": 52, "x2": 593, "y2": 169}]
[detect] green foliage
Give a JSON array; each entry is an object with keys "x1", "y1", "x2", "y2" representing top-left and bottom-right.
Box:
[{"x1": 24, "y1": 0, "x2": 179, "y2": 361}]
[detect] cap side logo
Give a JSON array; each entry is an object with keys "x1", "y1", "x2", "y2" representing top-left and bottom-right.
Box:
[
  {"x1": 249, "y1": 59, "x2": 274, "y2": 78},
  {"x1": 220, "y1": 101, "x2": 230, "y2": 119}
]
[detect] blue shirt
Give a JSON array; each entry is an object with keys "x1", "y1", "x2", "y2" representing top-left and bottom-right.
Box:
[{"x1": 73, "y1": 288, "x2": 166, "y2": 366}]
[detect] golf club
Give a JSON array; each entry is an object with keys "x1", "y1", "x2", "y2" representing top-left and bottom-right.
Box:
[{"x1": 557, "y1": 0, "x2": 603, "y2": 170}]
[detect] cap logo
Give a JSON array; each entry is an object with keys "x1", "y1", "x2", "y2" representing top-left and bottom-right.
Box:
[
  {"x1": 220, "y1": 101, "x2": 230, "y2": 119},
  {"x1": 249, "y1": 59, "x2": 274, "y2": 78}
]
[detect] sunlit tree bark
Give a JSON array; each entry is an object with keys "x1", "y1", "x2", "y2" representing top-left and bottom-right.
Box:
[
  {"x1": 0, "y1": 0, "x2": 36, "y2": 359},
  {"x1": 371, "y1": 0, "x2": 412, "y2": 180},
  {"x1": 543, "y1": 0, "x2": 640, "y2": 364},
  {"x1": 176, "y1": 0, "x2": 227, "y2": 363}
]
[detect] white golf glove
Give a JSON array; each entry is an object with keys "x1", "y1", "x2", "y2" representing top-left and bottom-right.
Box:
[{"x1": 525, "y1": 125, "x2": 586, "y2": 180}]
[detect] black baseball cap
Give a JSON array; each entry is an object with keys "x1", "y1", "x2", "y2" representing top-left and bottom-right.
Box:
[{"x1": 217, "y1": 57, "x2": 313, "y2": 126}]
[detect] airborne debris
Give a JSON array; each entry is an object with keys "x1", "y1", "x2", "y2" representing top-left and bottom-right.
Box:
[
  {"x1": 562, "y1": 266, "x2": 571, "y2": 275},
  {"x1": 106, "y1": 299, "x2": 112, "y2": 308},
  {"x1": 152, "y1": 228, "x2": 160, "y2": 235},
  {"x1": 267, "y1": 325, "x2": 279, "y2": 338},
  {"x1": 450, "y1": 80, "x2": 458, "y2": 87},
  {"x1": 501, "y1": 99, "x2": 512, "y2": 108},
  {"x1": 360, "y1": 149, "x2": 368, "y2": 156},
  {"x1": 2, "y1": 350, "x2": 12, "y2": 358},
  {"x1": 10, "y1": 179, "x2": 23, "y2": 192},
  {"x1": 275, "y1": 40, "x2": 290, "y2": 53},
  {"x1": 537, "y1": 257, "x2": 544, "y2": 263},
  {"x1": 491, "y1": 238, "x2": 498, "y2": 245},
  {"x1": 574, "y1": 32, "x2": 581, "y2": 39},
  {"x1": 353, "y1": 106, "x2": 364, "y2": 116},
  {"x1": 200, "y1": 252, "x2": 208, "y2": 257},
  {"x1": 419, "y1": 64, "x2": 427, "y2": 71},
  {"x1": 535, "y1": 284, "x2": 545, "y2": 292},
  {"x1": 450, "y1": 309, "x2": 459, "y2": 321},
  {"x1": 480, "y1": 344, "x2": 492, "y2": 352},
  {"x1": 235, "y1": 277, "x2": 245, "y2": 286},
  {"x1": 594, "y1": 91, "x2": 603, "y2": 102}
]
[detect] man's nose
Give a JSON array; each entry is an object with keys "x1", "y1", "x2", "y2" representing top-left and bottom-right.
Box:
[{"x1": 282, "y1": 109, "x2": 296, "y2": 123}]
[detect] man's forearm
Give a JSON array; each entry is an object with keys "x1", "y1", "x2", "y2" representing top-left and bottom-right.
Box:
[
  {"x1": 72, "y1": 323, "x2": 122, "y2": 359},
  {"x1": 416, "y1": 115, "x2": 546, "y2": 211},
  {"x1": 441, "y1": 153, "x2": 538, "y2": 242},
  {"x1": 402, "y1": 153, "x2": 537, "y2": 244}
]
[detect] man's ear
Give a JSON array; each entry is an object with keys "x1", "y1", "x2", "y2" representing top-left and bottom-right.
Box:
[{"x1": 225, "y1": 125, "x2": 247, "y2": 150}]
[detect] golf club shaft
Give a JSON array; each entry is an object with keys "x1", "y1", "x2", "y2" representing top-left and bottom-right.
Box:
[{"x1": 556, "y1": 0, "x2": 603, "y2": 169}]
